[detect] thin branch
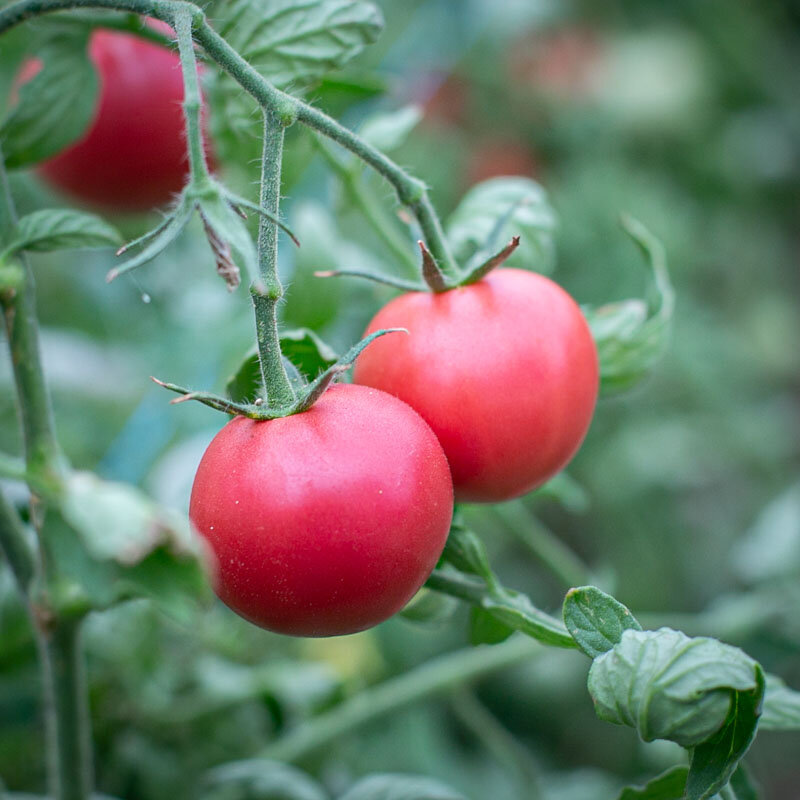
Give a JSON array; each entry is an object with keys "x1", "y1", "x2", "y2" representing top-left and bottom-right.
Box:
[{"x1": 260, "y1": 636, "x2": 542, "y2": 764}]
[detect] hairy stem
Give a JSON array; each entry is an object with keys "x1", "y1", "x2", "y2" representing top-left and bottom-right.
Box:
[
  {"x1": 0, "y1": 0, "x2": 460, "y2": 279},
  {"x1": 173, "y1": 5, "x2": 208, "y2": 185},
  {"x1": 252, "y1": 109, "x2": 295, "y2": 407},
  {"x1": 260, "y1": 636, "x2": 542, "y2": 764},
  {"x1": 38, "y1": 621, "x2": 93, "y2": 800}
]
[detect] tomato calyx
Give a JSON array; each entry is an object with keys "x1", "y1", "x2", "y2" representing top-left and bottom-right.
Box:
[
  {"x1": 151, "y1": 327, "x2": 407, "y2": 420},
  {"x1": 106, "y1": 179, "x2": 298, "y2": 288}
]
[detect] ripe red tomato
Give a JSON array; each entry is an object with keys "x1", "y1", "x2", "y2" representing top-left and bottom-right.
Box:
[
  {"x1": 32, "y1": 26, "x2": 214, "y2": 211},
  {"x1": 353, "y1": 269, "x2": 599, "y2": 503},
  {"x1": 189, "y1": 384, "x2": 453, "y2": 637}
]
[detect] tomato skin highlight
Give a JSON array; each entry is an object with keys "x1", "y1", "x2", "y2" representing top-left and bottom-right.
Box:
[
  {"x1": 34, "y1": 28, "x2": 213, "y2": 212},
  {"x1": 353, "y1": 269, "x2": 599, "y2": 503},
  {"x1": 189, "y1": 384, "x2": 454, "y2": 637}
]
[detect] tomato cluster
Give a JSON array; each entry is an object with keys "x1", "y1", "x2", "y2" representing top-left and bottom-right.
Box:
[
  {"x1": 26, "y1": 25, "x2": 599, "y2": 637},
  {"x1": 191, "y1": 270, "x2": 598, "y2": 636}
]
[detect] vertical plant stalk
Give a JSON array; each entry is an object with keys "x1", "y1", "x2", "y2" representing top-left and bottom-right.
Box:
[
  {"x1": 174, "y1": 5, "x2": 209, "y2": 186},
  {"x1": 0, "y1": 151, "x2": 62, "y2": 481},
  {"x1": 38, "y1": 621, "x2": 93, "y2": 800},
  {"x1": 252, "y1": 109, "x2": 295, "y2": 407},
  {"x1": 0, "y1": 145, "x2": 92, "y2": 800}
]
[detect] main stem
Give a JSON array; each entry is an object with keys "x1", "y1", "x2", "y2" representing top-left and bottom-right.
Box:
[
  {"x1": 252, "y1": 109, "x2": 295, "y2": 407},
  {"x1": 38, "y1": 621, "x2": 93, "y2": 800},
  {"x1": 1, "y1": 147, "x2": 92, "y2": 800},
  {"x1": 0, "y1": 158, "x2": 62, "y2": 481}
]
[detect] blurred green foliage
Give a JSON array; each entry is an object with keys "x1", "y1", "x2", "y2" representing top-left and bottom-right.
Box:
[{"x1": 1, "y1": 0, "x2": 799, "y2": 798}]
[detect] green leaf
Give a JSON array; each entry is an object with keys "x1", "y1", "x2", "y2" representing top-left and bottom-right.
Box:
[
  {"x1": 731, "y1": 482, "x2": 800, "y2": 584},
  {"x1": 469, "y1": 605, "x2": 514, "y2": 645},
  {"x1": 615, "y1": 764, "x2": 758, "y2": 800},
  {"x1": 446, "y1": 177, "x2": 557, "y2": 273},
  {"x1": 532, "y1": 471, "x2": 590, "y2": 513},
  {"x1": 211, "y1": 0, "x2": 384, "y2": 88},
  {"x1": 686, "y1": 664, "x2": 764, "y2": 800},
  {"x1": 224, "y1": 330, "x2": 336, "y2": 406},
  {"x1": 202, "y1": 759, "x2": 328, "y2": 800},
  {"x1": 280, "y1": 328, "x2": 339, "y2": 381},
  {"x1": 2, "y1": 209, "x2": 120, "y2": 258},
  {"x1": 1, "y1": 32, "x2": 98, "y2": 168},
  {"x1": 441, "y1": 522, "x2": 496, "y2": 586},
  {"x1": 226, "y1": 347, "x2": 263, "y2": 404},
  {"x1": 400, "y1": 588, "x2": 459, "y2": 625},
  {"x1": 359, "y1": 105, "x2": 422, "y2": 153},
  {"x1": 563, "y1": 585, "x2": 642, "y2": 658},
  {"x1": 338, "y1": 774, "x2": 466, "y2": 800},
  {"x1": 584, "y1": 215, "x2": 674, "y2": 395},
  {"x1": 617, "y1": 766, "x2": 689, "y2": 800},
  {"x1": 727, "y1": 765, "x2": 760, "y2": 800},
  {"x1": 478, "y1": 587, "x2": 574, "y2": 648},
  {"x1": 56, "y1": 471, "x2": 211, "y2": 620},
  {"x1": 588, "y1": 628, "x2": 763, "y2": 750},
  {"x1": 759, "y1": 673, "x2": 800, "y2": 730}
]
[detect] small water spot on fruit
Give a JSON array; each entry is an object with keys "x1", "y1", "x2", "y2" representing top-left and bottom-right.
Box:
[
  {"x1": 141, "y1": 292, "x2": 151, "y2": 304},
  {"x1": 209, "y1": 526, "x2": 214, "y2": 530}
]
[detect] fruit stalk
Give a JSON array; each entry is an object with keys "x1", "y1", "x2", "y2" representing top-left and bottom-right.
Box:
[
  {"x1": 174, "y1": 5, "x2": 208, "y2": 186},
  {"x1": 251, "y1": 109, "x2": 296, "y2": 407}
]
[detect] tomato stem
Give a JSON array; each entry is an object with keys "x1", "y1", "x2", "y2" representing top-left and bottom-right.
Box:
[
  {"x1": 252, "y1": 109, "x2": 296, "y2": 408},
  {"x1": 38, "y1": 620, "x2": 94, "y2": 800},
  {"x1": 0, "y1": 146, "x2": 63, "y2": 481},
  {"x1": 0, "y1": 0, "x2": 462, "y2": 285},
  {"x1": 174, "y1": 6, "x2": 209, "y2": 187},
  {"x1": 1, "y1": 145, "x2": 92, "y2": 800}
]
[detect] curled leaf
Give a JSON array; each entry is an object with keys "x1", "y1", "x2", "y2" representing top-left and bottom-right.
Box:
[
  {"x1": 585, "y1": 215, "x2": 674, "y2": 394},
  {"x1": 588, "y1": 627, "x2": 762, "y2": 748}
]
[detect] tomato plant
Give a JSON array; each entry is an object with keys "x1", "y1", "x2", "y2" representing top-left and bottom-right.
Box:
[
  {"x1": 354, "y1": 269, "x2": 598, "y2": 502},
  {"x1": 27, "y1": 26, "x2": 213, "y2": 211},
  {"x1": 190, "y1": 384, "x2": 453, "y2": 636},
  {"x1": 1, "y1": 1, "x2": 799, "y2": 799}
]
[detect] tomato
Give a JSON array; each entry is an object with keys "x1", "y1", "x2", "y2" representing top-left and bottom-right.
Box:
[
  {"x1": 189, "y1": 384, "x2": 453, "y2": 637},
  {"x1": 32, "y1": 26, "x2": 214, "y2": 211},
  {"x1": 353, "y1": 269, "x2": 599, "y2": 503}
]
